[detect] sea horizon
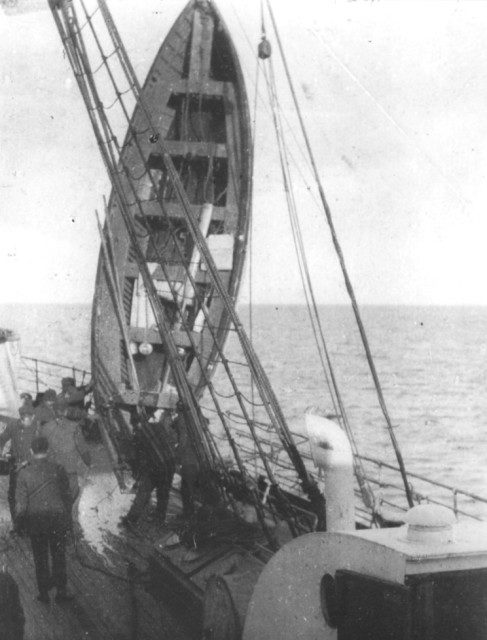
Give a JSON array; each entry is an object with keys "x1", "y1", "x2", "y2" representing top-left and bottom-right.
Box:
[{"x1": 1, "y1": 302, "x2": 486, "y2": 513}]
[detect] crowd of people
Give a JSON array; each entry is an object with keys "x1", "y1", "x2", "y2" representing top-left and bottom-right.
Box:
[
  {"x1": 0, "y1": 380, "x2": 208, "y2": 638},
  {"x1": 0, "y1": 377, "x2": 93, "y2": 631}
]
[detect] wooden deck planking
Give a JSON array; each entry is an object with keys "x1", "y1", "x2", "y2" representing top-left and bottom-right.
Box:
[
  {"x1": 0, "y1": 521, "x2": 179, "y2": 640},
  {"x1": 0, "y1": 475, "x2": 266, "y2": 640},
  {"x1": 3, "y1": 534, "x2": 92, "y2": 640}
]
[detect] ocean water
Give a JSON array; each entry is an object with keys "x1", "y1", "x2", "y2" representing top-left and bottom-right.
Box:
[{"x1": 1, "y1": 303, "x2": 486, "y2": 521}]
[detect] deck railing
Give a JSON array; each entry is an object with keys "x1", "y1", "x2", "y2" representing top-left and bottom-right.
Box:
[
  {"x1": 19, "y1": 356, "x2": 91, "y2": 397},
  {"x1": 357, "y1": 454, "x2": 487, "y2": 522},
  {"x1": 14, "y1": 363, "x2": 485, "y2": 524},
  {"x1": 218, "y1": 413, "x2": 487, "y2": 524}
]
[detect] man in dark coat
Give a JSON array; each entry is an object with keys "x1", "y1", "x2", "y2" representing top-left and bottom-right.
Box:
[
  {"x1": 39, "y1": 414, "x2": 92, "y2": 504},
  {"x1": 0, "y1": 403, "x2": 39, "y2": 531},
  {"x1": 121, "y1": 412, "x2": 177, "y2": 526},
  {"x1": 57, "y1": 377, "x2": 92, "y2": 413},
  {"x1": 172, "y1": 404, "x2": 201, "y2": 519},
  {"x1": 15, "y1": 436, "x2": 73, "y2": 604},
  {"x1": 0, "y1": 568, "x2": 24, "y2": 640},
  {"x1": 34, "y1": 389, "x2": 58, "y2": 426},
  {"x1": 121, "y1": 404, "x2": 209, "y2": 526}
]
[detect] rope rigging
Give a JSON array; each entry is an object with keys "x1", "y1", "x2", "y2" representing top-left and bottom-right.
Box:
[
  {"x1": 257, "y1": 17, "x2": 376, "y2": 513},
  {"x1": 265, "y1": 0, "x2": 414, "y2": 508},
  {"x1": 94, "y1": 0, "x2": 325, "y2": 528},
  {"x1": 50, "y1": 0, "x2": 326, "y2": 539},
  {"x1": 51, "y1": 0, "x2": 217, "y2": 480}
]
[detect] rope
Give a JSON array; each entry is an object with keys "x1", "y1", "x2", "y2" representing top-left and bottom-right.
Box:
[
  {"x1": 262, "y1": 60, "x2": 340, "y2": 415},
  {"x1": 249, "y1": 33, "x2": 262, "y2": 479},
  {"x1": 55, "y1": 1, "x2": 215, "y2": 471},
  {"x1": 228, "y1": 0, "x2": 316, "y2": 181},
  {"x1": 266, "y1": 0, "x2": 413, "y2": 507},
  {"x1": 260, "y1": 47, "x2": 375, "y2": 510},
  {"x1": 86, "y1": 4, "x2": 286, "y2": 543},
  {"x1": 95, "y1": 0, "x2": 312, "y2": 503},
  {"x1": 51, "y1": 0, "x2": 326, "y2": 538}
]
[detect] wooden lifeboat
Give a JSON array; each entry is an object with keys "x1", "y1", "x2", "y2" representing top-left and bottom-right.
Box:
[{"x1": 91, "y1": 0, "x2": 252, "y2": 419}]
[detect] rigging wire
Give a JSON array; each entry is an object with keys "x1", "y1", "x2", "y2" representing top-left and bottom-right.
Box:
[
  {"x1": 266, "y1": 0, "x2": 414, "y2": 508},
  {"x1": 54, "y1": 0, "x2": 217, "y2": 476},
  {"x1": 54, "y1": 0, "x2": 316, "y2": 540},
  {"x1": 227, "y1": 0, "x2": 315, "y2": 182},
  {"x1": 94, "y1": 0, "x2": 325, "y2": 530},
  {"x1": 56, "y1": 1, "x2": 304, "y2": 538},
  {"x1": 249, "y1": 18, "x2": 262, "y2": 479},
  {"x1": 260, "y1": 32, "x2": 375, "y2": 512},
  {"x1": 262, "y1": 60, "x2": 338, "y2": 413}
]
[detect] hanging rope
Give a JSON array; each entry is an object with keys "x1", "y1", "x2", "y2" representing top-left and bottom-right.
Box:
[
  {"x1": 265, "y1": 0, "x2": 414, "y2": 507},
  {"x1": 249, "y1": 16, "x2": 263, "y2": 480},
  {"x1": 95, "y1": 0, "x2": 325, "y2": 526},
  {"x1": 258, "y1": 31, "x2": 375, "y2": 512},
  {"x1": 52, "y1": 0, "x2": 216, "y2": 477},
  {"x1": 87, "y1": 40, "x2": 275, "y2": 525},
  {"x1": 50, "y1": 0, "x2": 330, "y2": 538}
]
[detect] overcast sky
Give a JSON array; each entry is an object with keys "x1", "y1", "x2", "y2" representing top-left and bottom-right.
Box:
[{"x1": 2, "y1": 0, "x2": 487, "y2": 305}]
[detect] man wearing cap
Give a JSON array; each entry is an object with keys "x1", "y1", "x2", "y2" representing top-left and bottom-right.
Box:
[
  {"x1": 0, "y1": 403, "x2": 39, "y2": 532},
  {"x1": 39, "y1": 413, "x2": 91, "y2": 505},
  {"x1": 15, "y1": 436, "x2": 73, "y2": 604},
  {"x1": 56, "y1": 378, "x2": 92, "y2": 418},
  {"x1": 19, "y1": 392, "x2": 33, "y2": 406},
  {"x1": 121, "y1": 411, "x2": 177, "y2": 526},
  {"x1": 34, "y1": 389, "x2": 58, "y2": 426}
]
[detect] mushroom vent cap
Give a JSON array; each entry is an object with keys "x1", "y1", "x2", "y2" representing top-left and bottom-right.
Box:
[{"x1": 405, "y1": 504, "x2": 455, "y2": 544}]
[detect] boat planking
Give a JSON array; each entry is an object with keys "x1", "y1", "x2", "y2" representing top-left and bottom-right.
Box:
[{"x1": 91, "y1": 0, "x2": 252, "y2": 417}]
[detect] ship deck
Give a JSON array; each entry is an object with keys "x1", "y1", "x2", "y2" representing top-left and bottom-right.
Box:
[
  {"x1": 0, "y1": 463, "x2": 197, "y2": 640},
  {"x1": 0, "y1": 520, "x2": 194, "y2": 640},
  {"x1": 0, "y1": 436, "x2": 269, "y2": 640}
]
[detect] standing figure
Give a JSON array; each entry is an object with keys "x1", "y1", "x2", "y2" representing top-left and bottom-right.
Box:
[
  {"x1": 15, "y1": 437, "x2": 73, "y2": 604},
  {"x1": 34, "y1": 389, "x2": 58, "y2": 426},
  {"x1": 121, "y1": 414, "x2": 177, "y2": 526},
  {"x1": 56, "y1": 378, "x2": 96, "y2": 436},
  {"x1": 56, "y1": 377, "x2": 92, "y2": 414},
  {"x1": 39, "y1": 415, "x2": 91, "y2": 504},
  {"x1": 0, "y1": 403, "x2": 39, "y2": 532},
  {"x1": 172, "y1": 402, "x2": 201, "y2": 519}
]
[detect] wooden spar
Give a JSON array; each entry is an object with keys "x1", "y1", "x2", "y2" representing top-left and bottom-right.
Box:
[
  {"x1": 97, "y1": 411, "x2": 128, "y2": 491},
  {"x1": 106, "y1": 184, "x2": 216, "y2": 473},
  {"x1": 52, "y1": 0, "x2": 320, "y2": 538},
  {"x1": 82, "y1": 2, "x2": 284, "y2": 504},
  {"x1": 99, "y1": 0, "x2": 314, "y2": 500},
  {"x1": 95, "y1": 209, "x2": 140, "y2": 394},
  {"x1": 90, "y1": 0, "x2": 252, "y2": 411}
]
